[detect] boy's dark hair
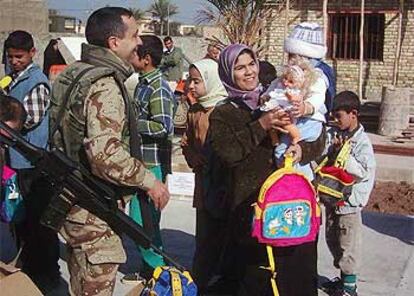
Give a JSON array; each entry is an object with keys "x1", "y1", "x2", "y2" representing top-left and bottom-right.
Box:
[
  {"x1": 0, "y1": 94, "x2": 27, "y2": 126},
  {"x1": 136, "y1": 35, "x2": 163, "y2": 67},
  {"x1": 163, "y1": 36, "x2": 173, "y2": 43},
  {"x1": 4, "y1": 30, "x2": 34, "y2": 51},
  {"x1": 259, "y1": 60, "x2": 277, "y2": 89},
  {"x1": 332, "y1": 91, "x2": 361, "y2": 113},
  {"x1": 86, "y1": 7, "x2": 133, "y2": 48}
]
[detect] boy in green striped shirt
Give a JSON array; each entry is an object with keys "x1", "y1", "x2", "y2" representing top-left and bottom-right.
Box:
[{"x1": 125, "y1": 35, "x2": 174, "y2": 282}]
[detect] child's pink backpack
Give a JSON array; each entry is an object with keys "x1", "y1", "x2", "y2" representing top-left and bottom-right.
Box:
[
  {"x1": 251, "y1": 155, "x2": 321, "y2": 296},
  {"x1": 1, "y1": 165, "x2": 25, "y2": 223},
  {"x1": 252, "y1": 155, "x2": 320, "y2": 247}
]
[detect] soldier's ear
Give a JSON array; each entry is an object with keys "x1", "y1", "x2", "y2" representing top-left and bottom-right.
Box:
[{"x1": 107, "y1": 36, "x2": 118, "y2": 51}]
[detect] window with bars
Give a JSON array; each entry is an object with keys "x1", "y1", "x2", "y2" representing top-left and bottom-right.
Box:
[{"x1": 328, "y1": 13, "x2": 385, "y2": 61}]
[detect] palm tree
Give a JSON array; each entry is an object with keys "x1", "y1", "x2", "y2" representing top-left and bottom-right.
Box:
[
  {"x1": 197, "y1": 0, "x2": 273, "y2": 55},
  {"x1": 130, "y1": 8, "x2": 146, "y2": 21},
  {"x1": 147, "y1": 0, "x2": 179, "y2": 35}
]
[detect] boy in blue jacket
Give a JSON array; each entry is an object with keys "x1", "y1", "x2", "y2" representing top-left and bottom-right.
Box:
[
  {"x1": 4, "y1": 30, "x2": 60, "y2": 293},
  {"x1": 321, "y1": 91, "x2": 376, "y2": 296}
]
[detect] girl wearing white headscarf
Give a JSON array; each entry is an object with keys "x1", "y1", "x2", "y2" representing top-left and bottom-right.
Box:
[{"x1": 180, "y1": 58, "x2": 227, "y2": 292}]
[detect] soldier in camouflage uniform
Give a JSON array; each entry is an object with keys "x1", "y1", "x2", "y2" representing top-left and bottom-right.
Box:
[{"x1": 49, "y1": 7, "x2": 170, "y2": 296}]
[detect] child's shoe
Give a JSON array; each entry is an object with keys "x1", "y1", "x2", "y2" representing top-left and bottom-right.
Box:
[
  {"x1": 121, "y1": 273, "x2": 146, "y2": 285},
  {"x1": 332, "y1": 288, "x2": 358, "y2": 296},
  {"x1": 320, "y1": 277, "x2": 342, "y2": 293}
]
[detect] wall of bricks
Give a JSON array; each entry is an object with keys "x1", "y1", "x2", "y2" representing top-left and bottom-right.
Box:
[{"x1": 264, "y1": 0, "x2": 414, "y2": 102}]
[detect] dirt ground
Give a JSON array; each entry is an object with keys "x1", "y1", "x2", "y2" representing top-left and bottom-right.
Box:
[{"x1": 366, "y1": 181, "x2": 414, "y2": 216}]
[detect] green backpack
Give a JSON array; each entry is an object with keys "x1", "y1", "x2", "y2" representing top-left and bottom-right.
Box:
[{"x1": 50, "y1": 63, "x2": 127, "y2": 161}]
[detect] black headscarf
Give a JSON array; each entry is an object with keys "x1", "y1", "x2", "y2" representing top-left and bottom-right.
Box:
[{"x1": 43, "y1": 39, "x2": 66, "y2": 77}]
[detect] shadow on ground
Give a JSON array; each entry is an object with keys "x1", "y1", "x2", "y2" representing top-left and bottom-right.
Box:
[
  {"x1": 120, "y1": 228, "x2": 195, "y2": 275},
  {"x1": 362, "y1": 211, "x2": 414, "y2": 245},
  {"x1": 161, "y1": 228, "x2": 195, "y2": 269}
]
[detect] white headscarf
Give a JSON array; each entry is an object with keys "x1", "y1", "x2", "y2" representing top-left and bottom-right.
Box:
[{"x1": 191, "y1": 59, "x2": 227, "y2": 108}]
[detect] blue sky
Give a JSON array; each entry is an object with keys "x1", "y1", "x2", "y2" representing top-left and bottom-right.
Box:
[{"x1": 47, "y1": 0, "x2": 207, "y2": 24}]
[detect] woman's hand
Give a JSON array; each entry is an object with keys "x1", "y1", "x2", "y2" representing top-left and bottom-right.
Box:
[
  {"x1": 286, "y1": 92, "x2": 302, "y2": 104},
  {"x1": 258, "y1": 108, "x2": 291, "y2": 131},
  {"x1": 291, "y1": 101, "x2": 306, "y2": 118},
  {"x1": 291, "y1": 101, "x2": 314, "y2": 118}
]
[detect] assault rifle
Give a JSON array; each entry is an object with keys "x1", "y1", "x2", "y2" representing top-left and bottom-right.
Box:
[{"x1": 0, "y1": 120, "x2": 183, "y2": 270}]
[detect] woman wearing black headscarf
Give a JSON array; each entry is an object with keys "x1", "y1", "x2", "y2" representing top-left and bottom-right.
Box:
[{"x1": 43, "y1": 39, "x2": 65, "y2": 78}]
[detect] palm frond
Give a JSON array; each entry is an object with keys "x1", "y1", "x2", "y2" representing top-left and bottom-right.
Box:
[
  {"x1": 130, "y1": 7, "x2": 146, "y2": 20},
  {"x1": 197, "y1": 0, "x2": 277, "y2": 57},
  {"x1": 147, "y1": 0, "x2": 179, "y2": 22}
]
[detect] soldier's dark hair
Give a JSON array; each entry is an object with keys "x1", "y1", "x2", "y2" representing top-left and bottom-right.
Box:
[
  {"x1": 163, "y1": 36, "x2": 173, "y2": 43},
  {"x1": 86, "y1": 7, "x2": 133, "y2": 48},
  {"x1": 4, "y1": 30, "x2": 34, "y2": 52},
  {"x1": 0, "y1": 94, "x2": 27, "y2": 127},
  {"x1": 333, "y1": 91, "x2": 361, "y2": 113},
  {"x1": 136, "y1": 35, "x2": 163, "y2": 67}
]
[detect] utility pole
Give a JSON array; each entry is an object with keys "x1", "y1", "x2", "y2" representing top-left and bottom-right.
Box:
[
  {"x1": 392, "y1": 0, "x2": 404, "y2": 86},
  {"x1": 358, "y1": 0, "x2": 365, "y2": 99},
  {"x1": 167, "y1": 4, "x2": 170, "y2": 36},
  {"x1": 323, "y1": 0, "x2": 328, "y2": 46},
  {"x1": 283, "y1": 0, "x2": 290, "y2": 64}
]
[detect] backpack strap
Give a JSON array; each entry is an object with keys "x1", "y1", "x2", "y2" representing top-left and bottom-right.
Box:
[
  {"x1": 170, "y1": 268, "x2": 183, "y2": 296},
  {"x1": 315, "y1": 125, "x2": 361, "y2": 172},
  {"x1": 284, "y1": 154, "x2": 294, "y2": 169},
  {"x1": 334, "y1": 139, "x2": 352, "y2": 168},
  {"x1": 262, "y1": 246, "x2": 280, "y2": 296},
  {"x1": 49, "y1": 66, "x2": 96, "y2": 147}
]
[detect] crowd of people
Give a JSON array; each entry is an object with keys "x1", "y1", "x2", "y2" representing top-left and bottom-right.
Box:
[{"x1": 0, "y1": 6, "x2": 376, "y2": 296}]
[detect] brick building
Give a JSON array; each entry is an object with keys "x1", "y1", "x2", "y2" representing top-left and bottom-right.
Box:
[{"x1": 263, "y1": 0, "x2": 414, "y2": 101}]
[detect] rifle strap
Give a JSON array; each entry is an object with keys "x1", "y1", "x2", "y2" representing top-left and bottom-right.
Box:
[
  {"x1": 49, "y1": 66, "x2": 96, "y2": 147},
  {"x1": 138, "y1": 190, "x2": 155, "y2": 237}
]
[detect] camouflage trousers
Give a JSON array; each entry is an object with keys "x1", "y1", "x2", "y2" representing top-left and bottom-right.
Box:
[{"x1": 60, "y1": 206, "x2": 127, "y2": 296}]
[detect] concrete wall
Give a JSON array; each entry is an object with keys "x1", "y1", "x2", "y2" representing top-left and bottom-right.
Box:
[
  {"x1": 0, "y1": 0, "x2": 49, "y2": 35},
  {"x1": 264, "y1": 0, "x2": 414, "y2": 102}
]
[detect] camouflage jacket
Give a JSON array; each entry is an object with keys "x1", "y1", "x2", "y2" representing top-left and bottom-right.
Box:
[{"x1": 51, "y1": 44, "x2": 156, "y2": 225}]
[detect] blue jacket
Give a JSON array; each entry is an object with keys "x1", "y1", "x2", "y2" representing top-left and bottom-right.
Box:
[
  {"x1": 8, "y1": 64, "x2": 50, "y2": 169},
  {"x1": 325, "y1": 125, "x2": 376, "y2": 214}
]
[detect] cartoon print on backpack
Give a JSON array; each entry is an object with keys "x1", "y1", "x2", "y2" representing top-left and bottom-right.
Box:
[
  {"x1": 295, "y1": 205, "x2": 305, "y2": 226},
  {"x1": 268, "y1": 217, "x2": 281, "y2": 235},
  {"x1": 262, "y1": 200, "x2": 312, "y2": 240},
  {"x1": 283, "y1": 208, "x2": 293, "y2": 225}
]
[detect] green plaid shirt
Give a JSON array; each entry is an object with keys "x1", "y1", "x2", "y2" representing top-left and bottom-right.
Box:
[{"x1": 135, "y1": 68, "x2": 174, "y2": 171}]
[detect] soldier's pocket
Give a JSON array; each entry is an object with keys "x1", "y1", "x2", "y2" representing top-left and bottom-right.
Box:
[{"x1": 84, "y1": 231, "x2": 127, "y2": 265}]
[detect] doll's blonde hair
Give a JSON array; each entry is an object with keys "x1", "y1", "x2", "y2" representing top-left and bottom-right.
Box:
[{"x1": 283, "y1": 54, "x2": 319, "y2": 99}]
